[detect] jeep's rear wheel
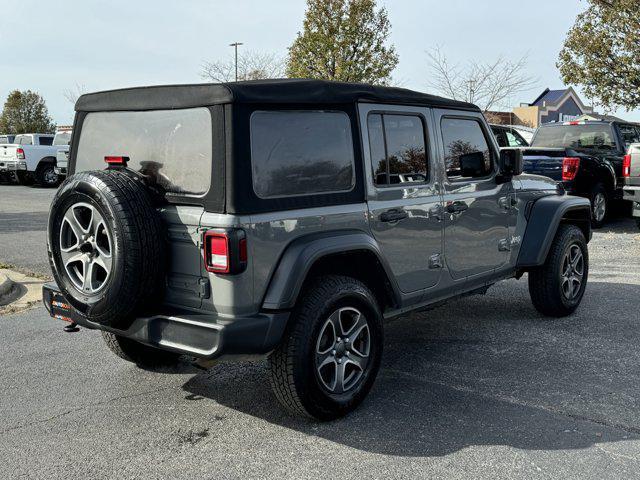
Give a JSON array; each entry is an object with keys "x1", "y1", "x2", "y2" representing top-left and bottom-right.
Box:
[
  {"x1": 102, "y1": 332, "x2": 180, "y2": 367},
  {"x1": 268, "y1": 275, "x2": 383, "y2": 420},
  {"x1": 528, "y1": 224, "x2": 588, "y2": 317},
  {"x1": 48, "y1": 169, "x2": 166, "y2": 328}
]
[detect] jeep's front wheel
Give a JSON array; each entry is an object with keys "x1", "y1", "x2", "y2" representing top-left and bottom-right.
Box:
[
  {"x1": 268, "y1": 275, "x2": 383, "y2": 420},
  {"x1": 102, "y1": 332, "x2": 181, "y2": 368},
  {"x1": 528, "y1": 224, "x2": 588, "y2": 317}
]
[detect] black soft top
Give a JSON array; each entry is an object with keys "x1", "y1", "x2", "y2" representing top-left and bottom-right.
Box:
[{"x1": 75, "y1": 79, "x2": 480, "y2": 112}]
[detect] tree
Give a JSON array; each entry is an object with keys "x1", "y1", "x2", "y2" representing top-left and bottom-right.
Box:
[
  {"x1": 200, "y1": 51, "x2": 285, "y2": 82},
  {"x1": 558, "y1": 0, "x2": 640, "y2": 111},
  {"x1": 63, "y1": 82, "x2": 87, "y2": 105},
  {"x1": 286, "y1": 0, "x2": 399, "y2": 85},
  {"x1": 426, "y1": 47, "x2": 538, "y2": 112},
  {"x1": 0, "y1": 90, "x2": 56, "y2": 134}
]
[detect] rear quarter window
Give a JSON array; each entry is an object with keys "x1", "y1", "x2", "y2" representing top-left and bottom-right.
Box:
[
  {"x1": 250, "y1": 111, "x2": 355, "y2": 198},
  {"x1": 75, "y1": 108, "x2": 212, "y2": 195}
]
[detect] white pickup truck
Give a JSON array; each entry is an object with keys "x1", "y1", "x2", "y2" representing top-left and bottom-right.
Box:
[
  {"x1": 0, "y1": 133, "x2": 62, "y2": 187},
  {"x1": 53, "y1": 129, "x2": 72, "y2": 178},
  {"x1": 623, "y1": 143, "x2": 640, "y2": 229}
]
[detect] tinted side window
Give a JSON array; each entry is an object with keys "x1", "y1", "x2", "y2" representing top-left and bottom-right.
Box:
[
  {"x1": 39, "y1": 136, "x2": 53, "y2": 146},
  {"x1": 619, "y1": 124, "x2": 640, "y2": 148},
  {"x1": 250, "y1": 111, "x2": 355, "y2": 199},
  {"x1": 441, "y1": 118, "x2": 493, "y2": 179},
  {"x1": 492, "y1": 127, "x2": 508, "y2": 147},
  {"x1": 368, "y1": 113, "x2": 427, "y2": 186}
]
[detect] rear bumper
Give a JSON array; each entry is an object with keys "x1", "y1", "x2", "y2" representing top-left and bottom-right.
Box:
[
  {"x1": 0, "y1": 161, "x2": 27, "y2": 172},
  {"x1": 54, "y1": 166, "x2": 67, "y2": 175},
  {"x1": 42, "y1": 283, "x2": 289, "y2": 359},
  {"x1": 623, "y1": 186, "x2": 640, "y2": 218}
]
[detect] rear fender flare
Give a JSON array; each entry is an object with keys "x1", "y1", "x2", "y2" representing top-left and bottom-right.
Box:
[
  {"x1": 261, "y1": 231, "x2": 401, "y2": 311},
  {"x1": 517, "y1": 195, "x2": 591, "y2": 268}
]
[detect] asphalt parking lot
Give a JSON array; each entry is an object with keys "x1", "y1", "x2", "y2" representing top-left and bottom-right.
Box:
[{"x1": 1, "y1": 183, "x2": 639, "y2": 479}]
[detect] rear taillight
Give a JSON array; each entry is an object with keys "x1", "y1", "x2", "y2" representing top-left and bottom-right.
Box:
[
  {"x1": 203, "y1": 230, "x2": 247, "y2": 274},
  {"x1": 104, "y1": 156, "x2": 129, "y2": 166},
  {"x1": 562, "y1": 157, "x2": 580, "y2": 181},
  {"x1": 16, "y1": 148, "x2": 25, "y2": 160},
  {"x1": 623, "y1": 154, "x2": 631, "y2": 177}
]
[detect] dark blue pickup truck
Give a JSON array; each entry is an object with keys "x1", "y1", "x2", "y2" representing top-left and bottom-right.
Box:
[{"x1": 522, "y1": 120, "x2": 640, "y2": 227}]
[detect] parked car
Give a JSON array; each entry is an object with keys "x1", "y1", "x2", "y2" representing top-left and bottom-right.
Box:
[
  {"x1": 491, "y1": 124, "x2": 530, "y2": 147},
  {"x1": 522, "y1": 120, "x2": 640, "y2": 227},
  {"x1": 43, "y1": 80, "x2": 591, "y2": 420},
  {"x1": 0, "y1": 135, "x2": 17, "y2": 182},
  {"x1": 623, "y1": 143, "x2": 640, "y2": 229},
  {"x1": 511, "y1": 125, "x2": 535, "y2": 143},
  {"x1": 0, "y1": 133, "x2": 62, "y2": 187},
  {"x1": 53, "y1": 129, "x2": 72, "y2": 178}
]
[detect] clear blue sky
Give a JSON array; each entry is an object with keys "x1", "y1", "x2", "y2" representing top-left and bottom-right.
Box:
[{"x1": 2, "y1": 0, "x2": 636, "y2": 125}]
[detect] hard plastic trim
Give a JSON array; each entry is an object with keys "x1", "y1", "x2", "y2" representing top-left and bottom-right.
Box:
[
  {"x1": 517, "y1": 195, "x2": 591, "y2": 267},
  {"x1": 261, "y1": 231, "x2": 402, "y2": 310}
]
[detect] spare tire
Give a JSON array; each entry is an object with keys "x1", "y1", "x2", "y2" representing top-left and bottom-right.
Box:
[{"x1": 48, "y1": 169, "x2": 166, "y2": 328}]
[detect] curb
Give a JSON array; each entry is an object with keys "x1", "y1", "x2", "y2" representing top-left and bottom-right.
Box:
[{"x1": 0, "y1": 272, "x2": 14, "y2": 301}]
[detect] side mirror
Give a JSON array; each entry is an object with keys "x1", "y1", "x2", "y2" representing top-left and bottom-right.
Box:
[
  {"x1": 499, "y1": 148, "x2": 524, "y2": 176},
  {"x1": 459, "y1": 151, "x2": 486, "y2": 177}
]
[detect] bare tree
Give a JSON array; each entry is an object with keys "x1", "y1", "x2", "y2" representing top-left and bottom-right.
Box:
[
  {"x1": 200, "y1": 51, "x2": 285, "y2": 83},
  {"x1": 63, "y1": 83, "x2": 87, "y2": 105},
  {"x1": 426, "y1": 47, "x2": 538, "y2": 112}
]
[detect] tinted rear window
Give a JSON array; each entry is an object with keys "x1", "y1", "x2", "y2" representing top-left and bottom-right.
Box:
[
  {"x1": 76, "y1": 108, "x2": 212, "y2": 195},
  {"x1": 532, "y1": 124, "x2": 616, "y2": 150},
  {"x1": 250, "y1": 111, "x2": 355, "y2": 199}
]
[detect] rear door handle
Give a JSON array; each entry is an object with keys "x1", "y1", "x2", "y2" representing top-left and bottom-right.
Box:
[
  {"x1": 379, "y1": 209, "x2": 408, "y2": 222},
  {"x1": 446, "y1": 201, "x2": 468, "y2": 213}
]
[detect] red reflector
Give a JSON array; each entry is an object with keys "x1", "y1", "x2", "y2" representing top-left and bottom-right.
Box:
[
  {"x1": 205, "y1": 232, "x2": 229, "y2": 273},
  {"x1": 16, "y1": 147, "x2": 25, "y2": 160},
  {"x1": 562, "y1": 157, "x2": 580, "y2": 181},
  {"x1": 104, "y1": 156, "x2": 129, "y2": 165},
  {"x1": 623, "y1": 154, "x2": 631, "y2": 177},
  {"x1": 568, "y1": 121, "x2": 580, "y2": 125},
  {"x1": 239, "y1": 238, "x2": 248, "y2": 263}
]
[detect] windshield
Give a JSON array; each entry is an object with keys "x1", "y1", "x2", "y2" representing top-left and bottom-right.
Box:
[
  {"x1": 76, "y1": 108, "x2": 212, "y2": 195},
  {"x1": 53, "y1": 132, "x2": 71, "y2": 145},
  {"x1": 532, "y1": 124, "x2": 617, "y2": 150},
  {"x1": 0, "y1": 135, "x2": 14, "y2": 144}
]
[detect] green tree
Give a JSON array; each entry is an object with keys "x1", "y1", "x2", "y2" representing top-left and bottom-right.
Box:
[
  {"x1": 558, "y1": 0, "x2": 640, "y2": 110},
  {"x1": 287, "y1": 0, "x2": 399, "y2": 85},
  {"x1": 0, "y1": 90, "x2": 56, "y2": 134}
]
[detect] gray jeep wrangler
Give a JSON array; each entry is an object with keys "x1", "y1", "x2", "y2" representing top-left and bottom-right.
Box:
[{"x1": 43, "y1": 79, "x2": 592, "y2": 420}]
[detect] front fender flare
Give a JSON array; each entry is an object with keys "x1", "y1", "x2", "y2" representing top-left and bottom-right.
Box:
[
  {"x1": 517, "y1": 195, "x2": 591, "y2": 268},
  {"x1": 261, "y1": 231, "x2": 401, "y2": 311}
]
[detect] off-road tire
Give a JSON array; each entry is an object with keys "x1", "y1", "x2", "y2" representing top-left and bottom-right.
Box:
[
  {"x1": 528, "y1": 224, "x2": 588, "y2": 317},
  {"x1": 590, "y1": 183, "x2": 608, "y2": 229},
  {"x1": 48, "y1": 169, "x2": 166, "y2": 328},
  {"x1": 102, "y1": 332, "x2": 180, "y2": 367},
  {"x1": 268, "y1": 275, "x2": 383, "y2": 420},
  {"x1": 16, "y1": 171, "x2": 34, "y2": 186},
  {"x1": 36, "y1": 162, "x2": 59, "y2": 187}
]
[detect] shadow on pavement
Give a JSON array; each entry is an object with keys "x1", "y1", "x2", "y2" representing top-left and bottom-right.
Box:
[{"x1": 182, "y1": 280, "x2": 640, "y2": 457}]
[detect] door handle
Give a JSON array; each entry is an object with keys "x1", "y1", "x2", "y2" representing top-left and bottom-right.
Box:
[
  {"x1": 446, "y1": 201, "x2": 468, "y2": 213},
  {"x1": 379, "y1": 209, "x2": 408, "y2": 222}
]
